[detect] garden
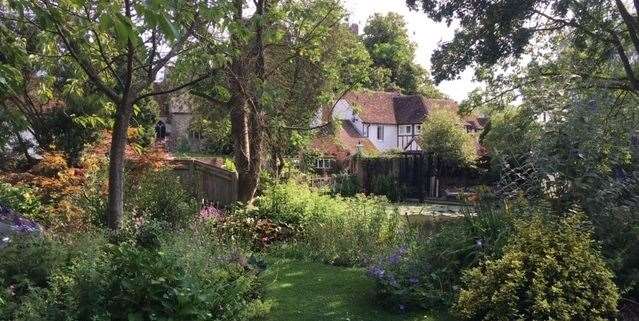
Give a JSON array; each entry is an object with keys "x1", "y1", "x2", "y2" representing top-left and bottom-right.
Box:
[
  {"x1": 2, "y1": 0, "x2": 639, "y2": 320},
  {"x1": 0, "y1": 148, "x2": 633, "y2": 320}
]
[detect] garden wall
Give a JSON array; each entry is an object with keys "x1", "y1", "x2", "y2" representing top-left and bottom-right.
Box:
[{"x1": 171, "y1": 159, "x2": 238, "y2": 206}]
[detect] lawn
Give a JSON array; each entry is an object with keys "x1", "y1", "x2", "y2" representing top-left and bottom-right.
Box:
[{"x1": 261, "y1": 258, "x2": 450, "y2": 321}]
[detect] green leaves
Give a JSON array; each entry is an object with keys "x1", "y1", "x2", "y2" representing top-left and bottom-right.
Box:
[
  {"x1": 135, "y1": 1, "x2": 180, "y2": 41},
  {"x1": 158, "y1": 13, "x2": 179, "y2": 41},
  {"x1": 362, "y1": 13, "x2": 442, "y2": 96},
  {"x1": 0, "y1": 65, "x2": 23, "y2": 96},
  {"x1": 420, "y1": 108, "x2": 477, "y2": 166},
  {"x1": 99, "y1": 13, "x2": 139, "y2": 47}
]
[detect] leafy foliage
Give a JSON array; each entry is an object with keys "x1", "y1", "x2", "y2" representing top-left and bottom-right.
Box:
[
  {"x1": 258, "y1": 180, "x2": 402, "y2": 266},
  {"x1": 406, "y1": 0, "x2": 639, "y2": 94},
  {"x1": 362, "y1": 13, "x2": 443, "y2": 98},
  {"x1": 368, "y1": 203, "x2": 514, "y2": 311},
  {"x1": 0, "y1": 182, "x2": 42, "y2": 219},
  {"x1": 369, "y1": 174, "x2": 402, "y2": 202},
  {"x1": 0, "y1": 228, "x2": 266, "y2": 321},
  {"x1": 126, "y1": 170, "x2": 198, "y2": 228},
  {"x1": 455, "y1": 213, "x2": 619, "y2": 321},
  {"x1": 420, "y1": 108, "x2": 476, "y2": 166},
  {"x1": 331, "y1": 172, "x2": 360, "y2": 197}
]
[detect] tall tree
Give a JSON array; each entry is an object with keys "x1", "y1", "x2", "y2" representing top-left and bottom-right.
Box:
[
  {"x1": 362, "y1": 12, "x2": 443, "y2": 98},
  {"x1": 407, "y1": 0, "x2": 639, "y2": 95},
  {"x1": 2, "y1": 0, "x2": 219, "y2": 229},
  {"x1": 173, "y1": 0, "x2": 371, "y2": 200}
]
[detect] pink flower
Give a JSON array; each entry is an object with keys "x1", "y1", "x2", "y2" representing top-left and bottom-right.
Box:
[{"x1": 199, "y1": 205, "x2": 225, "y2": 221}]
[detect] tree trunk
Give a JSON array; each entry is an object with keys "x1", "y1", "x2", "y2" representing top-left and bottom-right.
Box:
[
  {"x1": 226, "y1": 0, "x2": 265, "y2": 204},
  {"x1": 106, "y1": 100, "x2": 134, "y2": 230},
  {"x1": 246, "y1": 106, "x2": 262, "y2": 199},
  {"x1": 230, "y1": 96, "x2": 261, "y2": 202}
]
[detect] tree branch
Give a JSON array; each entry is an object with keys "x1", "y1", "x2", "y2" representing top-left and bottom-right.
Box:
[
  {"x1": 614, "y1": 0, "x2": 639, "y2": 56},
  {"x1": 134, "y1": 72, "x2": 215, "y2": 102},
  {"x1": 281, "y1": 82, "x2": 356, "y2": 131}
]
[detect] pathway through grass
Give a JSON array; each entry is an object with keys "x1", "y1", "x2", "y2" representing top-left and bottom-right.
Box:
[{"x1": 262, "y1": 258, "x2": 448, "y2": 321}]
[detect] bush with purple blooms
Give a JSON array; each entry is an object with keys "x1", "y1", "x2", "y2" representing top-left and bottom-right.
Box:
[{"x1": 367, "y1": 204, "x2": 515, "y2": 311}]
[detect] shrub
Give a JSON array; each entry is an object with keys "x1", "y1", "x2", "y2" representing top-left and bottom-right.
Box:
[
  {"x1": 30, "y1": 152, "x2": 69, "y2": 178},
  {"x1": 420, "y1": 108, "x2": 477, "y2": 166},
  {"x1": 71, "y1": 164, "x2": 108, "y2": 228},
  {"x1": 256, "y1": 180, "x2": 330, "y2": 224},
  {"x1": 0, "y1": 236, "x2": 64, "y2": 298},
  {"x1": 1, "y1": 152, "x2": 93, "y2": 233},
  {"x1": 3, "y1": 229, "x2": 266, "y2": 321},
  {"x1": 302, "y1": 194, "x2": 401, "y2": 266},
  {"x1": 127, "y1": 170, "x2": 198, "y2": 228},
  {"x1": 0, "y1": 233, "x2": 106, "y2": 320},
  {"x1": 0, "y1": 182, "x2": 42, "y2": 219},
  {"x1": 369, "y1": 174, "x2": 401, "y2": 202},
  {"x1": 455, "y1": 213, "x2": 619, "y2": 321},
  {"x1": 257, "y1": 180, "x2": 402, "y2": 266},
  {"x1": 367, "y1": 203, "x2": 513, "y2": 310},
  {"x1": 331, "y1": 172, "x2": 359, "y2": 196}
]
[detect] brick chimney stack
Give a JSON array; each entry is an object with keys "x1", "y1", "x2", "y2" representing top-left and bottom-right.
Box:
[{"x1": 349, "y1": 23, "x2": 359, "y2": 35}]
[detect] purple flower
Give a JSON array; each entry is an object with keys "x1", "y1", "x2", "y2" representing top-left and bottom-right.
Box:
[
  {"x1": 367, "y1": 265, "x2": 385, "y2": 279},
  {"x1": 408, "y1": 276, "x2": 419, "y2": 285},
  {"x1": 387, "y1": 275, "x2": 399, "y2": 288},
  {"x1": 399, "y1": 304, "x2": 406, "y2": 312},
  {"x1": 387, "y1": 245, "x2": 407, "y2": 264}
]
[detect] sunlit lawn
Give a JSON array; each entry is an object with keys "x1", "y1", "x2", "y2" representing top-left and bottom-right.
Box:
[{"x1": 261, "y1": 258, "x2": 450, "y2": 321}]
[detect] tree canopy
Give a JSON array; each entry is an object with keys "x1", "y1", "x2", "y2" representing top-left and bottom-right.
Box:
[
  {"x1": 361, "y1": 12, "x2": 444, "y2": 98},
  {"x1": 419, "y1": 108, "x2": 476, "y2": 166},
  {"x1": 407, "y1": 0, "x2": 639, "y2": 95}
]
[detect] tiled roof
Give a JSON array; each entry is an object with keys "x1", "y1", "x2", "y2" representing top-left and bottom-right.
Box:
[
  {"x1": 342, "y1": 91, "x2": 400, "y2": 124},
  {"x1": 342, "y1": 90, "x2": 459, "y2": 124},
  {"x1": 310, "y1": 120, "x2": 378, "y2": 159}
]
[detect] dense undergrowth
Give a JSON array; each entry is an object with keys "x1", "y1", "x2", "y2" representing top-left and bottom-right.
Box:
[{"x1": 0, "y1": 150, "x2": 635, "y2": 320}]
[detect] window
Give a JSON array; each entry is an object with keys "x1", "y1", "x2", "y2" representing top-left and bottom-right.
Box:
[
  {"x1": 376, "y1": 126, "x2": 384, "y2": 140},
  {"x1": 363, "y1": 125, "x2": 369, "y2": 137},
  {"x1": 405, "y1": 125, "x2": 412, "y2": 134},
  {"x1": 316, "y1": 158, "x2": 333, "y2": 170},
  {"x1": 416, "y1": 125, "x2": 421, "y2": 132}
]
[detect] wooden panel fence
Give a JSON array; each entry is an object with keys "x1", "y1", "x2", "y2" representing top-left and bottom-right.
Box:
[
  {"x1": 171, "y1": 159, "x2": 238, "y2": 207},
  {"x1": 352, "y1": 152, "x2": 475, "y2": 202}
]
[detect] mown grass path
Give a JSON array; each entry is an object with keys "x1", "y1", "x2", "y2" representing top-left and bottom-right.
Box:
[{"x1": 261, "y1": 258, "x2": 448, "y2": 321}]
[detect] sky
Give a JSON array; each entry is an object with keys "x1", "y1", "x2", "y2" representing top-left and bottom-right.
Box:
[{"x1": 342, "y1": 0, "x2": 478, "y2": 102}]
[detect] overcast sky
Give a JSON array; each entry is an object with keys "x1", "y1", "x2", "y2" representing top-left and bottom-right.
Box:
[{"x1": 342, "y1": 0, "x2": 478, "y2": 102}]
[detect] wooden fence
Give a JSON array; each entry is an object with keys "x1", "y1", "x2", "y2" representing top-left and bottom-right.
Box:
[
  {"x1": 171, "y1": 159, "x2": 238, "y2": 206},
  {"x1": 352, "y1": 152, "x2": 475, "y2": 202}
]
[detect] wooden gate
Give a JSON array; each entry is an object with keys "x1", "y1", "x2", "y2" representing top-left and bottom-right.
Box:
[{"x1": 358, "y1": 152, "x2": 437, "y2": 202}]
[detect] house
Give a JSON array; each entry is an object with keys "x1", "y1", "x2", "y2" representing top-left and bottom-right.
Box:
[
  {"x1": 154, "y1": 85, "x2": 200, "y2": 150},
  {"x1": 310, "y1": 90, "x2": 485, "y2": 171}
]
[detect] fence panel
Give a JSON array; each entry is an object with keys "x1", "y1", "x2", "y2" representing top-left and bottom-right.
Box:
[{"x1": 171, "y1": 159, "x2": 238, "y2": 206}]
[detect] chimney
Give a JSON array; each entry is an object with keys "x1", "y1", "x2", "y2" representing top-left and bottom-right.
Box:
[{"x1": 349, "y1": 23, "x2": 359, "y2": 35}]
